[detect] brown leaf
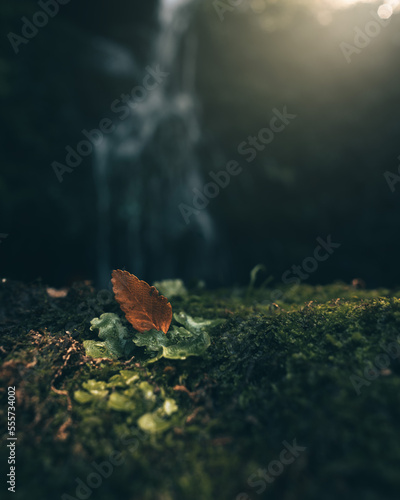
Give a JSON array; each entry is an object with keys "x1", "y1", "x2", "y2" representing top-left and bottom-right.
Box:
[{"x1": 111, "y1": 270, "x2": 172, "y2": 334}]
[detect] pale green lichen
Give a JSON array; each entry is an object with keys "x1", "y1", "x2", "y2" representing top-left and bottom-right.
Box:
[
  {"x1": 73, "y1": 369, "x2": 180, "y2": 433},
  {"x1": 137, "y1": 398, "x2": 179, "y2": 434},
  {"x1": 132, "y1": 325, "x2": 211, "y2": 362},
  {"x1": 152, "y1": 279, "x2": 188, "y2": 298},
  {"x1": 83, "y1": 311, "x2": 223, "y2": 362},
  {"x1": 173, "y1": 311, "x2": 225, "y2": 331},
  {"x1": 84, "y1": 312, "x2": 135, "y2": 359},
  {"x1": 107, "y1": 392, "x2": 137, "y2": 412},
  {"x1": 131, "y1": 311, "x2": 225, "y2": 361},
  {"x1": 74, "y1": 380, "x2": 109, "y2": 403},
  {"x1": 82, "y1": 340, "x2": 116, "y2": 359}
]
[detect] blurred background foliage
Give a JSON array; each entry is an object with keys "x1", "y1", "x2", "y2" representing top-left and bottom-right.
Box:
[{"x1": 1, "y1": 0, "x2": 400, "y2": 288}]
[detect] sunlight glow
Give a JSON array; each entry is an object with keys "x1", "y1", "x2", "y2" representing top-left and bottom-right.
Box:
[
  {"x1": 323, "y1": 0, "x2": 374, "y2": 9},
  {"x1": 322, "y1": 0, "x2": 399, "y2": 11},
  {"x1": 312, "y1": 0, "x2": 400, "y2": 24},
  {"x1": 160, "y1": 0, "x2": 191, "y2": 21},
  {"x1": 378, "y1": 3, "x2": 393, "y2": 18},
  {"x1": 162, "y1": 0, "x2": 189, "y2": 7}
]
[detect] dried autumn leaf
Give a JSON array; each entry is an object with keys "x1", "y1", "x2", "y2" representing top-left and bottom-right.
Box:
[{"x1": 111, "y1": 270, "x2": 172, "y2": 334}]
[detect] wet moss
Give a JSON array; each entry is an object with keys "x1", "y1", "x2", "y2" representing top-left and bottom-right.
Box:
[{"x1": 1, "y1": 279, "x2": 400, "y2": 500}]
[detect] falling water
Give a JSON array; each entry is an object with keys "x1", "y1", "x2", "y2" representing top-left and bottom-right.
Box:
[{"x1": 92, "y1": 0, "x2": 217, "y2": 288}]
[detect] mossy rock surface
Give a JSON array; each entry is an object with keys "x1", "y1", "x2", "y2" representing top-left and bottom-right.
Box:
[{"x1": 1, "y1": 279, "x2": 400, "y2": 500}]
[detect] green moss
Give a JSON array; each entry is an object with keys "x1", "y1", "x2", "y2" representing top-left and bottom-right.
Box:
[{"x1": 1, "y1": 280, "x2": 400, "y2": 500}]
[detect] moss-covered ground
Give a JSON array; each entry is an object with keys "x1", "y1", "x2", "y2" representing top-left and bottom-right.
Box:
[{"x1": 1, "y1": 279, "x2": 400, "y2": 500}]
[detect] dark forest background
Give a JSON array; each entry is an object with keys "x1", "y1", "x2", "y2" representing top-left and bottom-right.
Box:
[{"x1": 1, "y1": 0, "x2": 400, "y2": 288}]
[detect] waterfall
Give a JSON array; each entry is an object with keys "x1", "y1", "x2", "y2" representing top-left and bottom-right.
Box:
[{"x1": 92, "y1": 0, "x2": 217, "y2": 288}]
